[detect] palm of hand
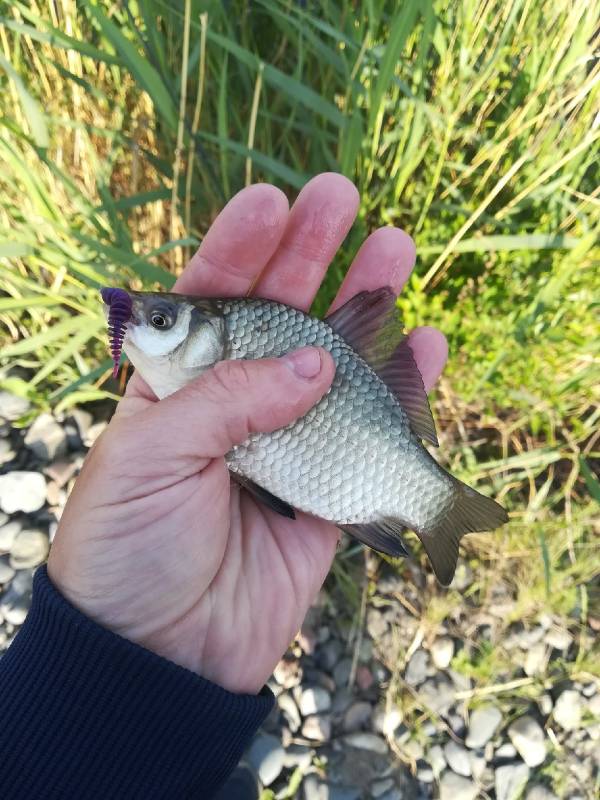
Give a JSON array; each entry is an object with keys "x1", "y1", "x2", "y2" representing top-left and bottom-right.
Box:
[{"x1": 49, "y1": 174, "x2": 447, "y2": 695}]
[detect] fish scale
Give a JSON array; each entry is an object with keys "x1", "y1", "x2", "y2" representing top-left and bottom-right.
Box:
[
  {"x1": 109, "y1": 287, "x2": 508, "y2": 585},
  {"x1": 221, "y1": 299, "x2": 453, "y2": 528}
]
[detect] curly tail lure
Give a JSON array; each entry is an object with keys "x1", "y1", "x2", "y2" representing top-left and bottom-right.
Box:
[{"x1": 100, "y1": 287, "x2": 132, "y2": 377}]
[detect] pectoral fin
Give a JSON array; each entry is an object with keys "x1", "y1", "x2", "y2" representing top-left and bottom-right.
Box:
[
  {"x1": 231, "y1": 474, "x2": 296, "y2": 519},
  {"x1": 339, "y1": 518, "x2": 411, "y2": 558}
]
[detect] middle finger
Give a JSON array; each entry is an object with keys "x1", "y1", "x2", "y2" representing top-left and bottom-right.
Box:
[{"x1": 252, "y1": 172, "x2": 359, "y2": 309}]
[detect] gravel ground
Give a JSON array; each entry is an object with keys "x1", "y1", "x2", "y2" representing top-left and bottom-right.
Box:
[{"x1": 0, "y1": 393, "x2": 598, "y2": 799}]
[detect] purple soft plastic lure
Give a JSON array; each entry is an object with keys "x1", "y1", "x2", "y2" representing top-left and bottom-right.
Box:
[{"x1": 100, "y1": 287, "x2": 132, "y2": 377}]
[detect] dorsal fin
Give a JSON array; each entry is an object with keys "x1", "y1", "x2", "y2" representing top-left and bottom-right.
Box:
[{"x1": 326, "y1": 288, "x2": 438, "y2": 446}]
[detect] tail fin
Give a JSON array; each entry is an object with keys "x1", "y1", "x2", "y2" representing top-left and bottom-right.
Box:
[{"x1": 416, "y1": 482, "x2": 508, "y2": 587}]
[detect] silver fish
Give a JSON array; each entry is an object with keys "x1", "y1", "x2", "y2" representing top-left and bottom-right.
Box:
[{"x1": 101, "y1": 287, "x2": 508, "y2": 585}]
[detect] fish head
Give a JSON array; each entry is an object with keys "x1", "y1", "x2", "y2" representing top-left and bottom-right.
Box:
[{"x1": 101, "y1": 288, "x2": 226, "y2": 398}]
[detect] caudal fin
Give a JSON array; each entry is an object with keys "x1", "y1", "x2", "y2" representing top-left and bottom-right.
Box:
[{"x1": 416, "y1": 482, "x2": 508, "y2": 587}]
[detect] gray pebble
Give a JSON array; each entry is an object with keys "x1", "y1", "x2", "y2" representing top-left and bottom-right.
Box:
[
  {"x1": 329, "y1": 787, "x2": 361, "y2": 800},
  {"x1": 444, "y1": 740, "x2": 472, "y2": 776},
  {"x1": 342, "y1": 701, "x2": 372, "y2": 732},
  {"x1": 418, "y1": 677, "x2": 454, "y2": 715},
  {"x1": 525, "y1": 785, "x2": 559, "y2": 800},
  {"x1": 282, "y1": 744, "x2": 312, "y2": 770},
  {"x1": 0, "y1": 555, "x2": 16, "y2": 584},
  {"x1": 373, "y1": 707, "x2": 402, "y2": 737},
  {"x1": 3, "y1": 568, "x2": 33, "y2": 598},
  {"x1": 333, "y1": 657, "x2": 353, "y2": 687},
  {"x1": 371, "y1": 778, "x2": 394, "y2": 797},
  {"x1": 544, "y1": 627, "x2": 572, "y2": 651},
  {"x1": 538, "y1": 694, "x2": 553, "y2": 716},
  {"x1": 405, "y1": 649, "x2": 429, "y2": 686},
  {"x1": 9, "y1": 529, "x2": 49, "y2": 569},
  {"x1": 0, "y1": 392, "x2": 30, "y2": 421},
  {"x1": 246, "y1": 733, "x2": 284, "y2": 787},
  {"x1": 317, "y1": 638, "x2": 343, "y2": 671},
  {"x1": 84, "y1": 421, "x2": 108, "y2": 448},
  {"x1": 2, "y1": 600, "x2": 28, "y2": 626},
  {"x1": 448, "y1": 669, "x2": 472, "y2": 693},
  {"x1": 343, "y1": 732, "x2": 388, "y2": 755},
  {"x1": 465, "y1": 705, "x2": 503, "y2": 748},
  {"x1": 367, "y1": 608, "x2": 388, "y2": 639},
  {"x1": 508, "y1": 715, "x2": 547, "y2": 767},
  {"x1": 450, "y1": 562, "x2": 473, "y2": 591},
  {"x1": 299, "y1": 686, "x2": 331, "y2": 716},
  {"x1": 0, "y1": 439, "x2": 16, "y2": 465},
  {"x1": 331, "y1": 687, "x2": 353, "y2": 715},
  {"x1": 0, "y1": 471, "x2": 47, "y2": 514},
  {"x1": 431, "y1": 636, "x2": 455, "y2": 669},
  {"x1": 273, "y1": 657, "x2": 302, "y2": 688},
  {"x1": 417, "y1": 764, "x2": 434, "y2": 782},
  {"x1": 403, "y1": 738, "x2": 424, "y2": 760},
  {"x1": 469, "y1": 749, "x2": 486, "y2": 780},
  {"x1": 524, "y1": 642, "x2": 547, "y2": 676},
  {"x1": 587, "y1": 693, "x2": 600, "y2": 717},
  {"x1": 0, "y1": 568, "x2": 33, "y2": 626},
  {"x1": 277, "y1": 692, "x2": 301, "y2": 733},
  {"x1": 67, "y1": 408, "x2": 93, "y2": 444},
  {"x1": 447, "y1": 712, "x2": 466, "y2": 737},
  {"x1": 44, "y1": 457, "x2": 80, "y2": 488},
  {"x1": 428, "y1": 744, "x2": 446, "y2": 777},
  {"x1": 377, "y1": 789, "x2": 403, "y2": 800},
  {"x1": 0, "y1": 520, "x2": 22, "y2": 554},
  {"x1": 438, "y1": 770, "x2": 478, "y2": 800},
  {"x1": 24, "y1": 414, "x2": 67, "y2": 461},
  {"x1": 495, "y1": 743, "x2": 518, "y2": 759},
  {"x1": 302, "y1": 714, "x2": 331, "y2": 742},
  {"x1": 495, "y1": 763, "x2": 530, "y2": 800},
  {"x1": 303, "y1": 775, "x2": 327, "y2": 800},
  {"x1": 553, "y1": 689, "x2": 582, "y2": 731}
]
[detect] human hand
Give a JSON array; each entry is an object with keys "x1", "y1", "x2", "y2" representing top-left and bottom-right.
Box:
[{"x1": 48, "y1": 174, "x2": 448, "y2": 694}]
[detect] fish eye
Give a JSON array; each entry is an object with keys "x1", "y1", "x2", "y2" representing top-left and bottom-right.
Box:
[{"x1": 150, "y1": 309, "x2": 174, "y2": 330}]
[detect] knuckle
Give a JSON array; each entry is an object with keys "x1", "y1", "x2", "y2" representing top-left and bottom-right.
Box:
[{"x1": 209, "y1": 359, "x2": 255, "y2": 396}]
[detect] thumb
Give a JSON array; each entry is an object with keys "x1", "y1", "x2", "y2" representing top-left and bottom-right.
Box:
[{"x1": 144, "y1": 347, "x2": 335, "y2": 459}]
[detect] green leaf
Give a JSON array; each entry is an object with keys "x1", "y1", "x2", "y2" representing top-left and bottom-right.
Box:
[
  {"x1": 2, "y1": 315, "x2": 87, "y2": 357},
  {"x1": 207, "y1": 30, "x2": 345, "y2": 128},
  {"x1": 579, "y1": 457, "x2": 600, "y2": 506},
  {"x1": 51, "y1": 359, "x2": 113, "y2": 400},
  {"x1": 537, "y1": 532, "x2": 551, "y2": 596},
  {"x1": 30, "y1": 318, "x2": 104, "y2": 386},
  {"x1": 0, "y1": 16, "x2": 121, "y2": 65},
  {"x1": 197, "y1": 131, "x2": 308, "y2": 188},
  {"x1": 85, "y1": 2, "x2": 178, "y2": 130},
  {"x1": 0, "y1": 295, "x2": 61, "y2": 311},
  {"x1": 94, "y1": 188, "x2": 170, "y2": 214},
  {"x1": 69, "y1": 232, "x2": 175, "y2": 287},
  {"x1": 369, "y1": 2, "x2": 420, "y2": 130},
  {"x1": 0, "y1": 52, "x2": 49, "y2": 147},
  {"x1": 0, "y1": 241, "x2": 34, "y2": 258},
  {"x1": 417, "y1": 234, "x2": 582, "y2": 255}
]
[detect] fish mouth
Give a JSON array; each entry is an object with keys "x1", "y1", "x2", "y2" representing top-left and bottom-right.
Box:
[{"x1": 100, "y1": 287, "x2": 133, "y2": 378}]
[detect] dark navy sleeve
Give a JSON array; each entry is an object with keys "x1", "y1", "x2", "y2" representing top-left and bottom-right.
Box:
[{"x1": 0, "y1": 566, "x2": 273, "y2": 799}]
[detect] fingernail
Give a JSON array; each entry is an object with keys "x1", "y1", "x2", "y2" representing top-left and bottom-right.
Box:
[{"x1": 284, "y1": 347, "x2": 322, "y2": 379}]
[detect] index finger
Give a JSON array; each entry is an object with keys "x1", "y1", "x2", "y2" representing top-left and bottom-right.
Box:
[{"x1": 174, "y1": 183, "x2": 289, "y2": 296}]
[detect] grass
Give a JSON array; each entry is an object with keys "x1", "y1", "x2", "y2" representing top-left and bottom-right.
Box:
[{"x1": 0, "y1": 0, "x2": 599, "y2": 790}]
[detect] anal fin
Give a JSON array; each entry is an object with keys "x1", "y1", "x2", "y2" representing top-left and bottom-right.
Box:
[
  {"x1": 232, "y1": 475, "x2": 296, "y2": 519},
  {"x1": 339, "y1": 518, "x2": 411, "y2": 558}
]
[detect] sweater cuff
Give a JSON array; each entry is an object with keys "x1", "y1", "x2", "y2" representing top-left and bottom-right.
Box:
[{"x1": 0, "y1": 565, "x2": 273, "y2": 799}]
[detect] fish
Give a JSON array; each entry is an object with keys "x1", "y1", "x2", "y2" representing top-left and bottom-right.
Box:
[{"x1": 100, "y1": 286, "x2": 508, "y2": 586}]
